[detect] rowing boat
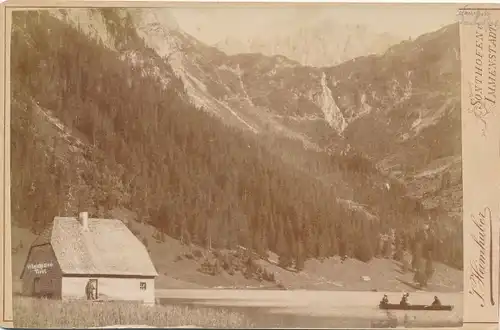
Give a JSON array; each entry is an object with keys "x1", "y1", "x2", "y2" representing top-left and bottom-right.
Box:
[{"x1": 379, "y1": 303, "x2": 454, "y2": 311}]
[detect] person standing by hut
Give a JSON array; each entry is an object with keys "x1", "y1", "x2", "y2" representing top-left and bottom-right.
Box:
[{"x1": 85, "y1": 279, "x2": 97, "y2": 300}]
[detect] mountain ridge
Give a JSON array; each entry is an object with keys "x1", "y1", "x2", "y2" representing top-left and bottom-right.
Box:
[{"x1": 213, "y1": 17, "x2": 402, "y2": 67}]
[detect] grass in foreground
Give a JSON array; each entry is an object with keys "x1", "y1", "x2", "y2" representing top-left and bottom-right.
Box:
[{"x1": 13, "y1": 296, "x2": 256, "y2": 328}]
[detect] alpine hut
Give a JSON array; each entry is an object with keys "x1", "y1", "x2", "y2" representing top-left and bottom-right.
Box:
[{"x1": 20, "y1": 212, "x2": 158, "y2": 304}]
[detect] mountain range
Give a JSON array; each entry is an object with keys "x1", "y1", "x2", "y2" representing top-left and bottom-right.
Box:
[
  {"x1": 128, "y1": 7, "x2": 462, "y2": 216},
  {"x1": 10, "y1": 8, "x2": 463, "y2": 290},
  {"x1": 213, "y1": 18, "x2": 401, "y2": 67}
]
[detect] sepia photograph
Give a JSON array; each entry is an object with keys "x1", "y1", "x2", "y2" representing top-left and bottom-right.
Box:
[{"x1": 1, "y1": 1, "x2": 492, "y2": 328}]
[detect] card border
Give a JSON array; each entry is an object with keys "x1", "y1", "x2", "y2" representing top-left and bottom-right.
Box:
[{"x1": 1, "y1": 1, "x2": 498, "y2": 329}]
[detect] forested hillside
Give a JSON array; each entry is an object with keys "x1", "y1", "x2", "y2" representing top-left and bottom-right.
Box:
[{"x1": 10, "y1": 9, "x2": 462, "y2": 283}]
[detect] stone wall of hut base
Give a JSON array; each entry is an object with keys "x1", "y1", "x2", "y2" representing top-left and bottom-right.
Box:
[
  {"x1": 61, "y1": 276, "x2": 155, "y2": 304},
  {"x1": 21, "y1": 244, "x2": 62, "y2": 298}
]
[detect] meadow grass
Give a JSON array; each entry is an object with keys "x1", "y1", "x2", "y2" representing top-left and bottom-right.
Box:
[{"x1": 13, "y1": 296, "x2": 256, "y2": 328}]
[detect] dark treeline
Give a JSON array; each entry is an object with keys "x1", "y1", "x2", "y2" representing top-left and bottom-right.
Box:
[{"x1": 11, "y1": 10, "x2": 462, "y2": 272}]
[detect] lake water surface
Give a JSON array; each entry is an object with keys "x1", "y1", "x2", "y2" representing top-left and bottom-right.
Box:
[{"x1": 157, "y1": 289, "x2": 463, "y2": 328}]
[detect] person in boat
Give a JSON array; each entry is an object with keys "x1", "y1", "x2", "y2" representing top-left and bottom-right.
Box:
[
  {"x1": 380, "y1": 294, "x2": 389, "y2": 305},
  {"x1": 400, "y1": 293, "x2": 411, "y2": 307},
  {"x1": 431, "y1": 295, "x2": 442, "y2": 307}
]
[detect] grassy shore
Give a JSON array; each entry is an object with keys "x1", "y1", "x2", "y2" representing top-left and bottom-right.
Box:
[{"x1": 13, "y1": 296, "x2": 256, "y2": 328}]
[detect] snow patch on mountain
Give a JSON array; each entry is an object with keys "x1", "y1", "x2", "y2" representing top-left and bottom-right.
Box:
[
  {"x1": 337, "y1": 198, "x2": 378, "y2": 222},
  {"x1": 410, "y1": 99, "x2": 454, "y2": 136},
  {"x1": 213, "y1": 98, "x2": 259, "y2": 133},
  {"x1": 316, "y1": 73, "x2": 347, "y2": 134},
  {"x1": 219, "y1": 64, "x2": 240, "y2": 75},
  {"x1": 119, "y1": 50, "x2": 172, "y2": 87},
  {"x1": 273, "y1": 114, "x2": 323, "y2": 122},
  {"x1": 236, "y1": 67, "x2": 255, "y2": 107},
  {"x1": 390, "y1": 76, "x2": 413, "y2": 105},
  {"x1": 171, "y1": 57, "x2": 216, "y2": 110},
  {"x1": 355, "y1": 93, "x2": 373, "y2": 120},
  {"x1": 403, "y1": 71, "x2": 414, "y2": 101}
]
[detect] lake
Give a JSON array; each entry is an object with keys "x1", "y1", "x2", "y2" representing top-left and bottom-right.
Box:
[{"x1": 156, "y1": 289, "x2": 463, "y2": 328}]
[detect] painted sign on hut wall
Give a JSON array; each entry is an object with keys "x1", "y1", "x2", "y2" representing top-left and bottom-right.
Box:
[
  {"x1": 21, "y1": 244, "x2": 62, "y2": 297},
  {"x1": 25, "y1": 262, "x2": 55, "y2": 275}
]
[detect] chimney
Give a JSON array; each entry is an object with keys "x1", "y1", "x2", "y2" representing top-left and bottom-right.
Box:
[{"x1": 79, "y1": 211, "x2": 89, "y2": 231}]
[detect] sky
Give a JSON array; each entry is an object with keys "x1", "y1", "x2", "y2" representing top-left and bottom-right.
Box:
[{"x1": 166, "y1": 3, "x2": 460, "y2": 45}]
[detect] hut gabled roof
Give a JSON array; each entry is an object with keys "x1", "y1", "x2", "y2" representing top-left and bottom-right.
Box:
[{"x1": 40, "y1": 216, "x2": 158, "y2": 277}]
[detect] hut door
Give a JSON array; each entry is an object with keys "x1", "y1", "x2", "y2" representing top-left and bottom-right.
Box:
[
  {"x1": 33, "y1": 277, "x2": 41, "y2": 296},
  {"x1": 91, "y1": 279, "x2": 98, "y2": 298},
  {"x1": 86, "y1": 278, "x2": 98, "y2": 300}
]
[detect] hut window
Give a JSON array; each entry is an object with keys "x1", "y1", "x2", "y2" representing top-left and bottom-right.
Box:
[{"x1": 140, "y1": 282, "x2": 147, "y2": 290}]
